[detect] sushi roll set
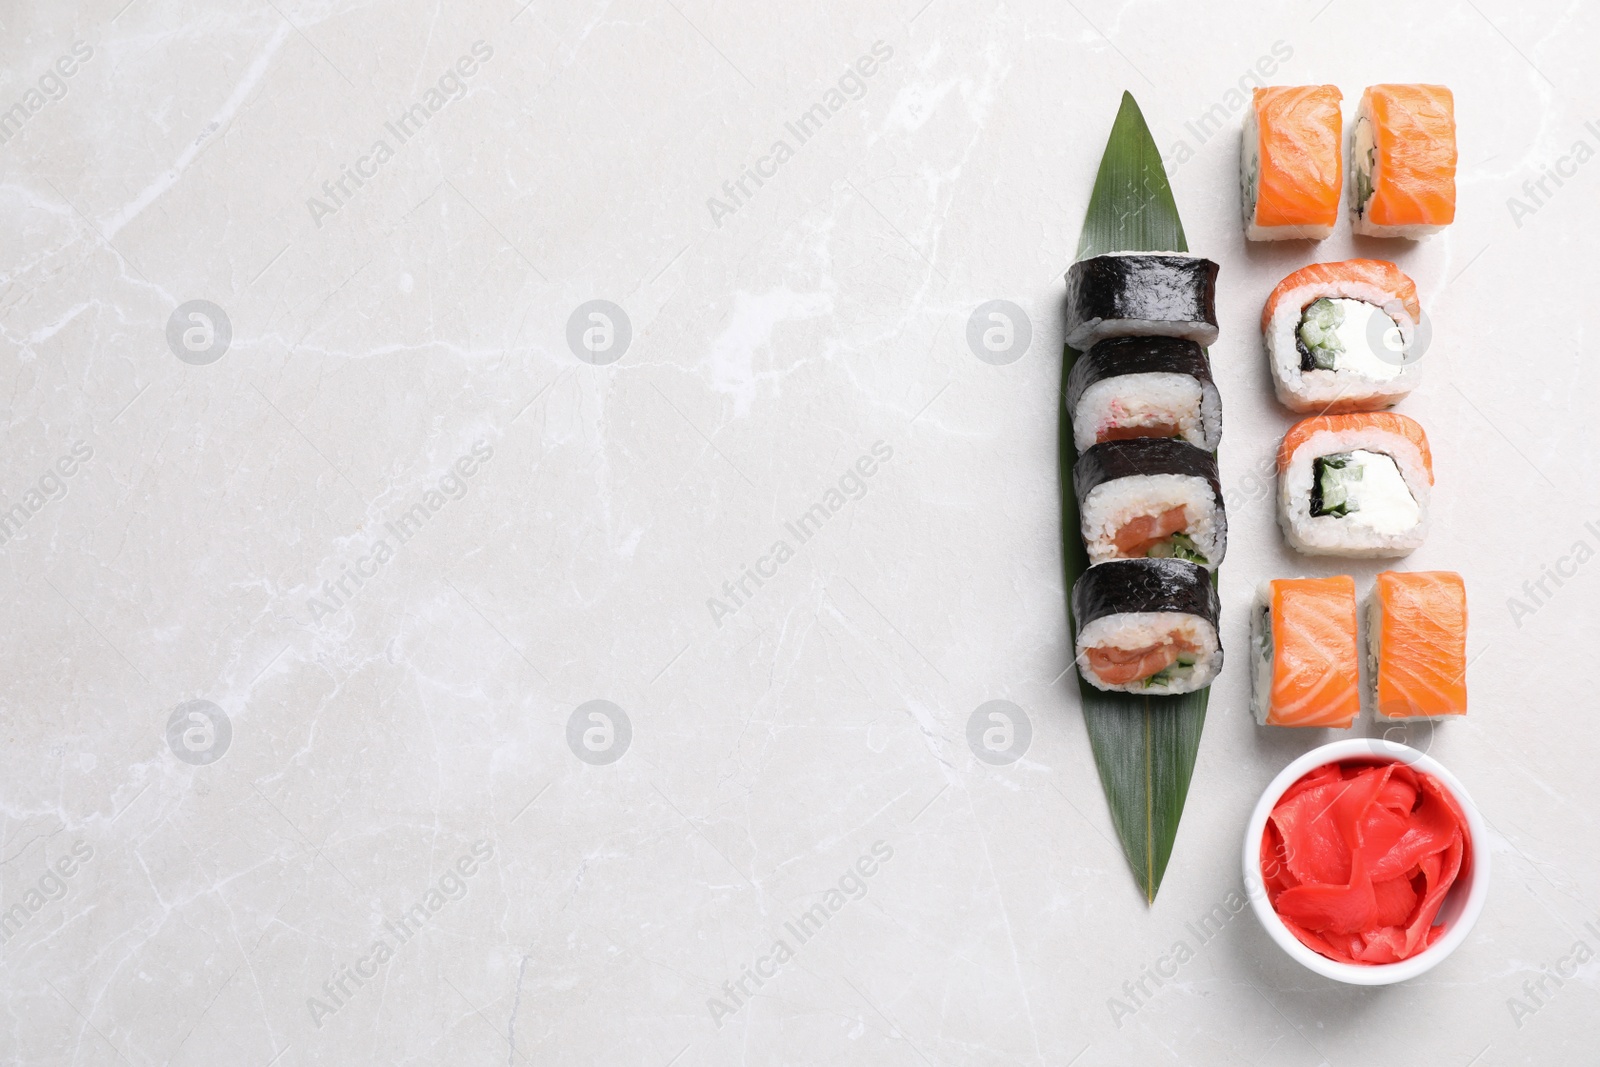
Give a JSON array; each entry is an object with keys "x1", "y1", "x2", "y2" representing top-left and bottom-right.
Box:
[
  {"x1": 1242, "y1": 83, "x2": 1456, "y2": 242},
  {"x1": 1064, "y1": 252, "x2": 1226, "y2": 693},
  {"x1": 1240, "y1": 82, "x2": 1470, "y2": 728},
  {"x1": 1251, "y1": 570, "x2": 1468, "y2": 726}
]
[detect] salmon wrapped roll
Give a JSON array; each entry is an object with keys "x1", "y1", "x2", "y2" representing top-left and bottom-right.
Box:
[
  {"x1": 1242, "y1": 85, "x2": 1344, "y2": 241},
  {"x1": 1368, "y1": 571, "x2": 1468, "y2": 718},
  {"x1": 1350, "y1": 84, "x2": 1457, "y2": 238},
  {"x1": 1250, "y1": 576, "x2": 1360, "y2": 728},
  {"x1": 1072, "y1": 558, "x2": 1221, "y2": 694},
  {"x1": 1277, "y1": 412, "x2": 1433, "y2": 557},
  {"x1": 1261, "y1": 259, "x2": 1423, "y2": 412}
]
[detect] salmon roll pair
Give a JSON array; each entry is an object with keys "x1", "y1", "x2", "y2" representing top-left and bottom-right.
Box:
[
  {"x1": 1251, "y1": 571, "x2": 1467, "y2": 726},
  {"x1": 1243, "y1": 84, "x2": 1456, "y2": 240}
]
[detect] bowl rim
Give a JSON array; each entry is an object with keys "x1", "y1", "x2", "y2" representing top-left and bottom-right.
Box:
[{"x1": 1241, "y1": 738, "x2": 1490, "y2": 986}]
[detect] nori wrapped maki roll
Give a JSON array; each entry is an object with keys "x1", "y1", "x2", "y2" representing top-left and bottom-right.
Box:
[
  {"x1": 1065, "y1": 336, "x2": 1221, "y2": 452},
  {"x1": 1074, "y1": 438, "x2": 1226, "y2": 570},
  {"x1": 1071, "y1": 558, "x2": 1222, "y2": 693},
  {"x1": 1064, "y1": 252, "x2": 1220, "y2": 349}
]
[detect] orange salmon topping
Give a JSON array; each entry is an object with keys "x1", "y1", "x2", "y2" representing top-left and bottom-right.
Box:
[
  {"x1": 1266, "y1": 576, "x2": 1360, "y2": 728},
  {"x1": 1252, "y1": 85, "x2": 1343, "y2": 230},
  {"x1": 1363, "y1": 84, "x2": 1457, "y2": 229},
  {"x1": 1374, "y1": 570, "x2": 1468, "y2": 719},
  {"x1": 1260, "y1": 258, "x2": 1421, "y2": 333},
  {"x1": 1277, "y1": 412, "x2": 1433, "y2": 483}
]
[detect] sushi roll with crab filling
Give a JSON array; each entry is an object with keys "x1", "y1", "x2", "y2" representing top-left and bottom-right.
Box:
[
  {"x1": 1250, "y1": 576, "x2": 1361, "y2": 728},
  {"x1": 1277, "y1": 413, "x2": 1433, "y2": 557},
  {"x1": 1064, "y1": 252, "x2": 1220, "y2": 349},
  {"x1": 1076, "y1": 439, "x2": 1226, "y2": 570},
  {"x1": 1242, "y1": 85, "x2": 1344, "y2": 241},
  {"x1": 1072, "y1": 558, "x2": 1222, "y2": 694},
  {"x1": 1350, "y1": 84, "x2": 1457, "y2": 238},
  {"x1": 1262, "y1": 259, "x2": 1423, "y2": 413},
  {"x1": 1367, "y1": 570, "x2": 1468, "y2": 719},
  {"x1": 1065, "y1": 337, "x2": 1222, "y2": 452}
]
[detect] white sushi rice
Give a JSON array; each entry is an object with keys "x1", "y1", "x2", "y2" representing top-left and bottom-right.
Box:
[
  {"x1": 1067, "y1": 251, "x2": 1219, "y2": 349},
  {"x1": 1249, "y1": 583, "x2": 1274, "y2": 725},
  {"x1": 1070, "y1": 372, "x2": 1222, "y2": 453},
  {"x1": 1081, "y1": 475, "x2": 1225, "y2": 570},
  {"x1": 1349, "y1": 112, "x2": 1446, "y2": 238},
  {"x1": 1364, "y1": 592, "x2": 1386, "y2": 716},
  {"x1": 1241, "y1": 105, "x2": 1337, "y2": 242},
  {"x1": 1265, "y1": 276, "x2": 1420, "y2": 412},
  {"x1": 1075, "y1": 611, "x2": 1221, "y2": 694},
  {"x1": 1278, "y1": 428, "x2": 1430, "y2": 557}
]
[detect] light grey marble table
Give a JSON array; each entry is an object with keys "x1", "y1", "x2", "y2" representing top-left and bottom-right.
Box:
[{"x1": 2, "y1": 0, "x2": 1596, "y2": 1063}]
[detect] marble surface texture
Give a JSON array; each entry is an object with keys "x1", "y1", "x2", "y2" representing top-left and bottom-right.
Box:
[{"x1": 3, "y1": 0, "x2": 1598, "y2": 1063}]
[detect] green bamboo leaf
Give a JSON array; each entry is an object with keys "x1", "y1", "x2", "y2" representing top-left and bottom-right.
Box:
[{"x1": 1063, "y1": 92, "x2": 1210, "y2": 903}]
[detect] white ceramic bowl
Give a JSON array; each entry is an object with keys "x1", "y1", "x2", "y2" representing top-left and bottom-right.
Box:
[{"x1": 1242, "y1": 738, "x2": 1490, "y2": 985}]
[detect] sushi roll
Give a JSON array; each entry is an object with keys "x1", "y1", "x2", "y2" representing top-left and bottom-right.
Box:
[
  {"x1": 1065, "y1": 337, "x2": 1222, "y2": 452},
  {"x1": 1072, "y1": 558, "x2": 1221, "y2": 694},
  {"x1": 1250, "y1": 576, "x2": 1360, "y2": 728},
  {"x1": 1242, "y1": 85, "x2": 1344, "y2": 241},
  {"x1": 1277, "y1": 413, "x2": 1433, "y2": 557},
  {"x1": 1064, "y1": 252, "x2": 1220, "y2": 349},
  {"x1": 1367, "y1": 570, "x2": 1468, "y2": 719},
  {"x1": 1075, "y1": 438, "x2": 1226, "y2": 570},
  {"x1": 1261, "y1": 259, "x2": 1422, "y2": 413},
  {"x1": 1350, "y1": 84, "x2": 1457, "y2": 238}
]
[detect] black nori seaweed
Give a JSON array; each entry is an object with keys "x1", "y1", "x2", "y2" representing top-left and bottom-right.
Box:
[
  {"x1": 1072, "y1": 438, "x2": 1223, "y2": 518},
  {"x1": 1064, "y1": 253, "x2": 1220, "y2": 346},
  {"x1": 1071, "y1": 558, "x2": 1220, "y2": 631},
  {"x1": 1063, "y1": 336, "x2": 1215, "y2": 414}
]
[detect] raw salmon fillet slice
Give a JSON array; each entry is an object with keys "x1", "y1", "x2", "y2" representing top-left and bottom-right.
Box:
[
  {"x1": 1276, "y1": 411, "x2": 1433, "y2": 483},
  {"x1": 1260, "y1": 258, "x2": 1422, "y2": 333},
  {"x1": 1363, "y1": 84, "x2": 1457, "y2": 230},
  {"x1": 1373, "y1": 570, "x2": 1468, "y2": 718},
  {"x1": 1265, "y1": 576, "x2": 1360, "y2": 728},
  {"x1": 1251, "y1": 85, "x2": 1343, "y2": 231}
]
